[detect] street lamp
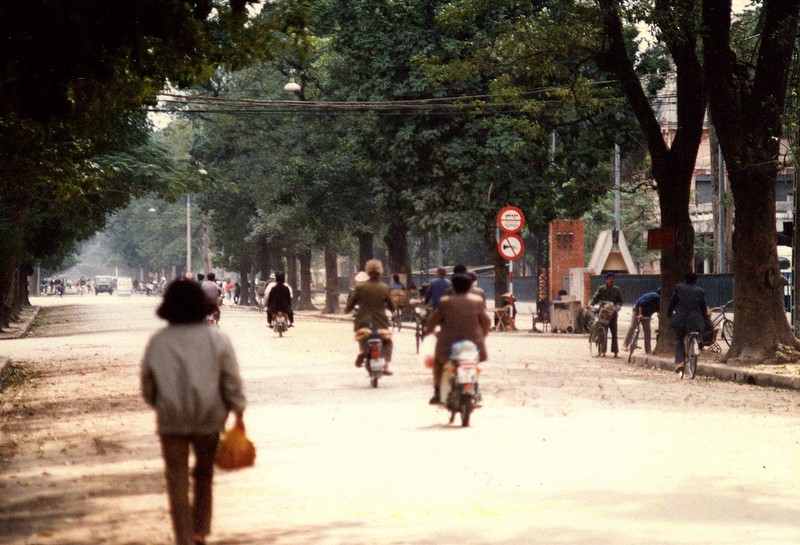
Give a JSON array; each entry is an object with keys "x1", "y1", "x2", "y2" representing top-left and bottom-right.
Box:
[
  {"x1": 187, "y1": 168, "x2": 209, "y2": 276},
  {"x1": 284, "y1": 68, "x2": 301, "y2": 94}
]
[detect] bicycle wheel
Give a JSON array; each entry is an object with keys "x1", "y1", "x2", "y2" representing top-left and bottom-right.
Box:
[
  {"x1": 589, "y1": 326, "x2": 605, "y2": 357},
  {"x1": 686, "y1": 337, "x2": 698, "y2": 379},
  {"x1": 722, "y1": 319, "x2": 734, "y2": 346},
  {"x1": 628, "y1": 326, "x2": 640, "y2": 363}
]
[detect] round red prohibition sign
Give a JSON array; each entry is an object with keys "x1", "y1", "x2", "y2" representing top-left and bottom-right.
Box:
[
  {"x1": 498, "y1": 233, "x2": 525, "y2": 261},
  {"x1": 497, "y1": 206, "x2": 525, "y2": 234}
]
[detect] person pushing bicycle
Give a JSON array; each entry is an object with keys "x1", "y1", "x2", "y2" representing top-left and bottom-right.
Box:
[
  {"x1": 667, "y1": 271, "x2": 708, "y2": 374},
  {"x1": 623, "y1": 288, "x2": 660, "y2": 354},
  {"x1": 588, "y1": 272, "x2": 623, "y2": 357}
]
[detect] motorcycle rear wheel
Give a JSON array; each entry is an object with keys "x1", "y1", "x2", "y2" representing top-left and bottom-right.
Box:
[
  {"x1": 370, "y1": 376, "x2": 379, "y2": 388},
  {"x1": 460, "y1": 401, "x2": 472, "y2": 427}
]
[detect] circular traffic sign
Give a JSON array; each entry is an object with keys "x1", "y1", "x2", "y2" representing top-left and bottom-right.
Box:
[
  {"x1": 497, "y1": 206, "x2": 525, "y2": 233},
  {"x1": 497, "y1": 233, "x2": 525, "y2": 261}
]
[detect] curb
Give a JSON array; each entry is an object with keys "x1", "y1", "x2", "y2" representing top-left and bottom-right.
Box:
[{"x1": 630, "y1": 352, "x2": 800, "y2": 391}]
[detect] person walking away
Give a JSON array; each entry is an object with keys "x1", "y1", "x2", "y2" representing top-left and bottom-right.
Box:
[
  {"x1": 266, "y1": 272, "x2": 294, "y2": 328},
  {"x1": 140, "y1": 279, "x2": 247, "y2": 545},
  {"x1": 424, "y1": 267, "x2": 451, "y2": 310},
  {"x1": 233, "y1": 282, "x2": 241, "y2": 305},
  {"x1": 423, "y1": 273, "x2": 491, "y2": 404},
  {"x1": 588, "y1": 272, "x2": 624, "y2": 357},
  {"x1": 344, "y1": 259, "x2": 395, "y2": 373},
  {"x1": 624, "y1": 288, "x2": 660, "y2": 354},
  {"x1": 667, "y1": 271, "x2": 708, "y2": 374}
]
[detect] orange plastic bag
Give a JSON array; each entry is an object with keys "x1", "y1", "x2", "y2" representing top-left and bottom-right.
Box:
[{"x1": 215, "y1": 418, "x2": 256, "y2": 471}]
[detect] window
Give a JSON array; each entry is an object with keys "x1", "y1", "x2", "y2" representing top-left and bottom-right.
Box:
[{"x1": 694, "y1": 175, "x2": 712, "y2": 204}]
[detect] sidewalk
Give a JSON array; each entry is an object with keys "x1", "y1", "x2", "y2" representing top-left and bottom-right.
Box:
[{"x1": 0, "y1": 305, "x2": 40, "y2": 383}]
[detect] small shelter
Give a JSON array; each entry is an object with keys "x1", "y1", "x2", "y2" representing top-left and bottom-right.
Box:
[{"x1": 587, "y1": 229, "x2": 637, "y2": 274}]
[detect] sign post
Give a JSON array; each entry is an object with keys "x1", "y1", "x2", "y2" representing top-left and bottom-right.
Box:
[{"x1": 497, "y1": 207, "x2": 526, "y2": 298}]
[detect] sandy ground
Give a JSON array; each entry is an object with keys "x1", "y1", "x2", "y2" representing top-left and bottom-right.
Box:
[{"x1": 1, "y1": 295, "x2": 799, "y2": 545}]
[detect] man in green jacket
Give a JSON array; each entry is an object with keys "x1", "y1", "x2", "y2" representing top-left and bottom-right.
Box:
[
  {"x1": 345, "y1": 259, "x2": 396, "y2": 373},
  {"x1": 589, "y1": 272, "x2": 624, "y2": 357}
]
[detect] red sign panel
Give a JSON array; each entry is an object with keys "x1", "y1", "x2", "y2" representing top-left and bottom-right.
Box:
[
  {"x1": 498, "y1": 233, "x2": 525, "y2": 261},
  {"x1": 497, "y1": 206, "x2": 525, "y2": 234},
  {"x1": 647, "y1": 227, "x2": 676, "y2": 250}
]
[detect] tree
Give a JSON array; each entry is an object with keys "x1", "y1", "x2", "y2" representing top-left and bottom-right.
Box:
[
  {"x1": 703, "y1": 0, "x2": 800, "y2": 362},
  {"x1": 591, "y1": 0, "x2": 707, "y2": 354},
  {"x1": 0, "y1": 1, "x2": 268, "y2": 324}
]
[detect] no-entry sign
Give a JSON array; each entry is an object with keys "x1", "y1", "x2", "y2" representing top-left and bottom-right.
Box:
[
  {"x1": 497, "y1": 206, "x2": 525, "y2": 234},
  {"x1": 498, "y1": 233, "x2": 525, "y2": 260}
]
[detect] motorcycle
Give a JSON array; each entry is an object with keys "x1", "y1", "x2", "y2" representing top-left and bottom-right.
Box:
[
  {"x1": 355, "y1": 327, "x2": 392, "y2": 388},
  {"x1": 442, "y1": 340, "x2": 481, "y2": 427},
  {"x1": 273, "y1": 311, "x2": 288, "y2": 337}
]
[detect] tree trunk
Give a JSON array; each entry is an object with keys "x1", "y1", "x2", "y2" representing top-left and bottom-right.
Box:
[
  {"x1": 702, "y1": 0, "x2": 800, "y2": 363},
  {"x1": 324, "y1": 244, "x2": 341, "y2": 314},
  {"x1": 296, "y1": 250, "x2": 315, "y2": 310},
  {"x1": 384, "y1": 220, "x2": 411, "y2": 278},
  {"x1": 483, "y1": 221, "x2": 507, "y2": 308},
  {"x1": 238, "y1": 267, "x2": 251, "y2": 306},
  {"x1": 286, "y1": 253, "x2": 297, "y2": 299},
  {"x1": 356, "y1": 230, "x2": 373, "y2": 271}
]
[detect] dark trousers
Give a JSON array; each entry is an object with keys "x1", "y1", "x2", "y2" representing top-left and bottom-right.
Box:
[
  {"x1": 159, "y1": 433, "x2": 219, "y2": 545},
  {"x1": 606, "y1": 312, "x2": 619, "y2": 354}
]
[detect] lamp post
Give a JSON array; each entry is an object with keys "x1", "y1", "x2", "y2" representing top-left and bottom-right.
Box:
[{"x1": 186, "y1": 194, "x2": 192, "y2": 276}]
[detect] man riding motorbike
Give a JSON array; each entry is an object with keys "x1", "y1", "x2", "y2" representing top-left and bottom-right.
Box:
[
  {"x1": 266, "y1": 271, "x2": 294, "y2": 328},
  {"x1": 344, "y1": 259, "x2": 395, "y2": 374},
  {"x1": 422, "y1": 273, "x2": 491, "y2": 405}
]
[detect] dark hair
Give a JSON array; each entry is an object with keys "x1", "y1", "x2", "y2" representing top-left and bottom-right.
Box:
[
  {"x1": 206, "y1": 272, "x2": 216, "y2": 282},
  {"x1": 197, "y1": 273, "x2": 205, "y2": 282},
  {"x1": 157, "y1": 279, "x2": 216, "y2": 324},
  {"x1": 558, "y1": 289, "x2": 568, "y2": 296},
  {"x1": 275, "y1": 271, "x2": 285, "y2": 283},
  {"x1": 453, "y1": 264, "x2": 467, "y2": 274},
  {"x1": 451, "y1": 274, "x2": 472, "y2": 294},
  {"x1": 392, "y1": 273, "x2": 400, "y2": 282},
  {"x1": 685, "y1": 271, "x2": 698, "y2": 284}
]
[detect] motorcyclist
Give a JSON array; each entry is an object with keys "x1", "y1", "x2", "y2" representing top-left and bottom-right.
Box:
[
  {"x1": 587, "y1": 271, "x2": 624, "y2": 357},
  {"x1": 201, "y1": 272, "x2": 222, "y2": 322},
  {"x1": 266, "y1": 272, "x2": 294, "y2": 328},
  {"x1": 422, "y1": 273, "x2": 491, "y2": 405},
  {"x1": 344, "y1": 259, "x2": 395, "y2": 374}
]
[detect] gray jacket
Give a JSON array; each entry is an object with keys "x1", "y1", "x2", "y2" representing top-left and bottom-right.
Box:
[
  {"x1": 141, "y1": 323, "x2": 246, "y2": 435},
  {"x1": 667, "y1": 283, "x2": 708, "y2": 332}
]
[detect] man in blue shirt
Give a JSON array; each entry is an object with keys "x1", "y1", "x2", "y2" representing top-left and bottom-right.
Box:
[
  {"x1": 424, "y1": 268, "x2": 451, "y2": 309},
  {"x1": 623, "y1": 288, "x2": 660, "y2": 354}
]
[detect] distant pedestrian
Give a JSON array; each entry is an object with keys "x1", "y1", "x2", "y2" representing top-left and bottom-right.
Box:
[
  {"x1": 140, "y1": 279, "x2": 246, "y2": 545},
  {"x1": 424, "y1": 267, "x2": 451, "y2": 309},
  {"x1": 588, "y1": 272, "x2": 623, "y2": 357}
]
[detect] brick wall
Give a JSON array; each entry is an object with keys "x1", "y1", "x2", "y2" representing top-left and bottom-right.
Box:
[{"x1": 549, "y1": 220, "x2": 585, "y2": 301}]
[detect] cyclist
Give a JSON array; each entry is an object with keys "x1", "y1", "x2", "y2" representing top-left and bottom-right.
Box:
[
  {"x1": 667, "y1": 271, "x2": 708, "y2": 374},
  {"x1": 588, "y1": 272, "x2": 624, "y2": 357}
]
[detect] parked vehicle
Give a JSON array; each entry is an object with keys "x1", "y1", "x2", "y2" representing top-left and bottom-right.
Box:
[{"x1": 94, "y1": 275, "x2": 114, "y2": 295}]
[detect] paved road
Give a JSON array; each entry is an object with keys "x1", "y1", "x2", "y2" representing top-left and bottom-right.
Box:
[{"x1": 1, "y1": 296, "x2": 799, "y2": 545}]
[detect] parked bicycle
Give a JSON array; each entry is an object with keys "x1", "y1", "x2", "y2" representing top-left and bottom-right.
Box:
[
  {"x1": 709, "y1": 300, "x2": 734, "y2": 347},
  {"x1": 627, "y1": 317, "x2": 651, "y2": 363},
  {"x1": 414, "y1": 305, "x2": 430, "y2": 354}
]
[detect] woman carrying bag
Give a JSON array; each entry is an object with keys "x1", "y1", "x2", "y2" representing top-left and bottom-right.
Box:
[{"x1": 141, "y1": 279, "x2": 247, "y2": 545}]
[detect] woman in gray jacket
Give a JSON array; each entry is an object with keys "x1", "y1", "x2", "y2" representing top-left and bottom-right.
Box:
[{"x1": 141, "y1": 279, "x2": 247, "y2": 545}]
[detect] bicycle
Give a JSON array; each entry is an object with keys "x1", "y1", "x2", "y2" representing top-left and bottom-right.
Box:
[
  {"x1": 588, "y1": 302, "x2": 615, "y2": 357},
  {"x1": 627, "y1": 317, "x2": 651, "y2": 363},
  {"x1": 414, "y1": 305, "x2": 429, "y2": 354},
  {"x1": 709, "y1": 300, "x2": 734, "y2": 347},
  {"x1": 678, "y1": 330, "x2": 701, "y2": 379}
]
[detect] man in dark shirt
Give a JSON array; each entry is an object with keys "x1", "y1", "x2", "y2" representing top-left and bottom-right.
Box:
[
  {"x1": 424, "y1": 268, "x2": 451, "y2": 309},
  {"x1": 266, "y1": 272, "x2": 294, "y2": 327},
  {"x1": 589, "y1": 272, "x2": 624, "y2": 357}
]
